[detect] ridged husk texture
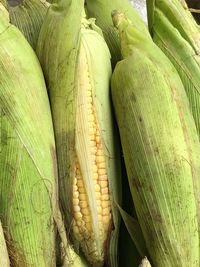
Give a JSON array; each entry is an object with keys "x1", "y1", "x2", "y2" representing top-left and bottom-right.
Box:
[
  {"x1": 7, "y1": 0, "x2": 49, "y2": 49},
  {"x1": 37, "y1": 0, "x2": 121, "y2": 266},
  {"x1": 111, "y1": 12, "x2": 200, "y2": 267},
  {"x1": 147, "y1": 0, "x2": 200, "y2": 139},
  {"x1": 0, "y1": 5, "x2": 57, "y2": 266}
]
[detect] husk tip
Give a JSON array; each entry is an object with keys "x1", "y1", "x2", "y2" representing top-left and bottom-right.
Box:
[{"x1": 111, "y1": 10, "x2": 125, "y2": 28}]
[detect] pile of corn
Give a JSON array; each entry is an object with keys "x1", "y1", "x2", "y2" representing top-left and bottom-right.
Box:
[{"x1": 0, "y1": 0, "x2": 200, "y2": 266}]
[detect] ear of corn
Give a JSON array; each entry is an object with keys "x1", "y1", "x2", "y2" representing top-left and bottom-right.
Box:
[
  {"x1": 0, "y1": 221, "x2": 10, "y2": 267},
  {"x1": 85, "y1": 0, "x2": 151, "y2": 67},
  {"x1": 0, "y1": 5, "x2": 58, "y2": 266},
  {"x1": 7, "y1": 0, "x2": 49, "y2": 49},
  {"x1": 146, "y1": 0, "x2": 200, "y2": 138},
  {"x1": 111, "y1": 11, "x2": 200, "y2": 267},
  {"x1": 37, "y1": 0, "x2": 121, "y2": 266}
]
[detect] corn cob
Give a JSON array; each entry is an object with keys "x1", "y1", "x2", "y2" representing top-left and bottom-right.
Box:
[
  {"x1": 7, "y1": 0, "x2": 49, "y2": 49},
  {"x1": 37, "y1": 0, "x2": 121, "y2": 266},
  {"x1": 146, "y1": 0, "x2": 200, "y2": 137},
  {"x1": 85, "y1": 0, "x2": 151, "y2": 67},
  {"x1": 0, "y1": 221, "x2": 10, "y2": 267},
  {"x1": 111, "y1": 11, "x2": 200, "y2": 267},
  {"x1": 0, "y1": 5, "x2": 57, "y2": 266}
]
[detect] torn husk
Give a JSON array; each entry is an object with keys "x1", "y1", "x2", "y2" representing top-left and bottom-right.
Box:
[{"x1": 37, "y1": 0, "x2": 121, "y2": 265}]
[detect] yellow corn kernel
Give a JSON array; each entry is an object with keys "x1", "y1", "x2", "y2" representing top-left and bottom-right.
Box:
[
  {"x1": 96, "y1": 155, "x2": 104, "y2": 163},
  {"x1": 95, "y1": 184, "x2": 101, "y2": 192},
  {"x1": 77, "y1": 180, "x2": 84, "y2": 187},
  {"x1": 73, "y1": 205, "x2": 81, "y2": 212},
  {"x1": 102, "y1": 200, "x2": 110, "y2": 208},
  {"x1": 73, "y1": 191, "x2": 79, "y2": 198},
  {"x1": 73, "y1": 198, "x2": 79, "y2": 205},
  {"x1": 102, "y1": 207, "x2": 110, "y2": 215},
  {"x1": 101, "y1": 188, "x2": 109, "y2": 195},
  {"x1": 98, "y1": 169, "x2": 106, "y2": 175},
  {"x1": 79, "y1": 201, "x2": 87, "y2": 209},
  {"x1": 74, "y1": 212, "x2": 82, "y2": 220},
  {"x1": 101, "y1": 195, "x2": 110, "y2": 201},
  {"x1": 99, "y1": 180, "x2": 108, "y2": 188},
  {"x1": 96, "y1": 150, "x2": 103, "y2": 156},
  {"x1": 83, "y1": 215, "x2": 91, "y2": 223},
  {"x1": 98, "y1": 162, "x2": 106, "y2": 169},
  {"x1": 102, "y1": 215, "x2": 111, "y2": 224},
  {"x1": 79, "y1": 193, "x2": 88, "y2": 201},
  {"x1": 82, "y1": 208, "x2": 90, "y2": 216},
  {"x1": 96, "y1": 136, "x2": 101, "y2": 144},
  {"x1": 99, "y1": 175, "x2": 107, "y2": 181}
]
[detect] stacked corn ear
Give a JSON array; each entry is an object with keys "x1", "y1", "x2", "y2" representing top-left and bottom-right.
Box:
[
  {"x1": 111, "y1": 11, "x2": 200, "y2": 267},
  {"x1": 0, "y1": 221, "x2": 10, "y2": 267},
  {"x1": 139, "y1": 258, "x2": 151, "y2": 267},
  {"x1": 146, "y1": 0, "x2": 200, "y2": 138},
  {"x1": 7, "y1": 0, "x2": 49, "y2": 49},
  {"x1": 85, "y1": 0, "x2": 151, "y2": 67},
  {"x1": 37, "y1": 0, "x2": 121, "y2": 266},
  {"x1": 0, "y1": 4, "x2": 58, "y2": 266}
]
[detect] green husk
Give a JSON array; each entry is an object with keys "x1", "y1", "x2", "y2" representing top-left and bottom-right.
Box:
[
  {"x1": 146, "y1": 0, "x2": 200, "y2": 137},
  {"x1": 0, "y1": 5, "x2": 57, "y2": 266},
  {"x1": 111, "y1": 11, "x2": 200, "y2": 267},
  {"x1": 0, "y1": 221, "x2": 10, "y2": 267},
  {"x1": 85, "y1": 0, "x2": 151, "y2": 67},
  {"x1": 7, "y1": 0, "x2": 49, "y2": 49},
  {"x1": 37, "y1": 0, "x2": 121, "y2": 266}
]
